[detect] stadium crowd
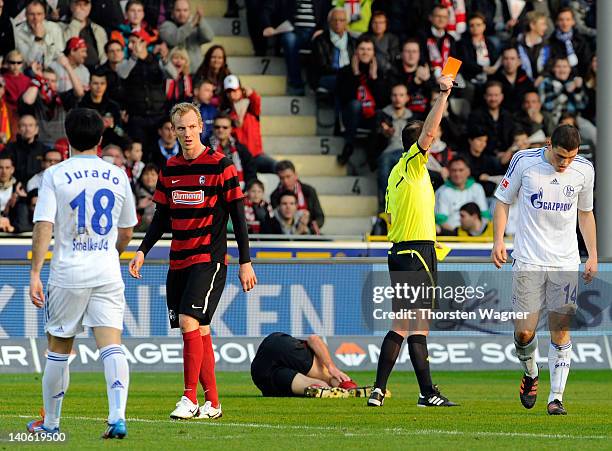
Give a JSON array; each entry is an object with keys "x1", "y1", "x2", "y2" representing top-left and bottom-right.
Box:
[{"x1": 0, "y1": 0, "x2": 597, "y2": 238}]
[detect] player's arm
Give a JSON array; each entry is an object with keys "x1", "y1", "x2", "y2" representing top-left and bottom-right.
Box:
[
  {"x1": 116, "y1": 227, "x2": 133, "y2": 255},
  {"x1": 417, "y1": 75, "x2": 454, "y2": 152},
  {"x1": 491, "y1": 200, "x2": 510, "y2": 269},
  {"x1": 578, "y1": 210, "x2": 597, "y2": 283},
  {"x1": 129, "y1": 205, "x2": 170, "y2": 278},
  {"x1": 228, "y1": 199, "x2": 257, "y2": 292},
  {"x1": 306, "y1": 335, "x2": 351, "y2": 383},
  {"x1": 30, "y1": 221, "x2": 53, "y2": 308}
]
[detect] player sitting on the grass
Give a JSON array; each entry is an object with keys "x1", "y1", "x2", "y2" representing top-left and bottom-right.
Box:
[
  {"x1": 27, "y1": 108, "x2": 137, "y2": 438},
  {"x1": 251, "y1": 332, "x2": 370, "y2": 398},
  {"x1": 492, "y1": 124, "x2": 597, "y2": 416}
]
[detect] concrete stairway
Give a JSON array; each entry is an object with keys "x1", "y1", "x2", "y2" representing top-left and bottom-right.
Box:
[{"x1": 197, "y1": 3, "x2": 377, "y2": 235}]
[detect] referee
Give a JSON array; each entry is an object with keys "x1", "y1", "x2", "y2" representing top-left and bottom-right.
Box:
[
  {"x1": 368, "y1": 75, "x2": 458, "y2": 408},
  {"x1": 128, "y1": 103, "x2": 257, "y2": 420}
]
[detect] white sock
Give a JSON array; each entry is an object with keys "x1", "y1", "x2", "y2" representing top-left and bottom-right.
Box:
[
  {"x1": 514, "y1": 335, "x2": 539, "y2": 378},
  {"x1": 42, "y1": 351, "x2": 70, "y2": 429},
  {"x1": 548, "y1": 341, "x2": 572, "y2": 403},
  {"x1": 100, "y1": 345, "x2": 130, "y2": 424}
]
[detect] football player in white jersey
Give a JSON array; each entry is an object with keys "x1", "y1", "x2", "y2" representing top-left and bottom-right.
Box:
[
  {"x1": 27, "y1": 108, "x2": 138, "y2": 438},
  {"x1": 491, "y1": 125, "x2": 597, "y2": 415}
]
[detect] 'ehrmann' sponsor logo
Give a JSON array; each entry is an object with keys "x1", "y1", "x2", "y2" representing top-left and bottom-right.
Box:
[
  {"x1": 530, "y1": 188, "x2": 572, "y2": 211},
  {"x1": 172, "y1": 190, "x2": 204, "y2": 205}
]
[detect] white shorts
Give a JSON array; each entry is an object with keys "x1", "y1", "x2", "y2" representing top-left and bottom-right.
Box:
[
  {"x1": 45, "y1": 283, "x2": 126, "y2": 338},
  {"x1": 512, "y1": 260, "x2": 579, "y2": 315}
]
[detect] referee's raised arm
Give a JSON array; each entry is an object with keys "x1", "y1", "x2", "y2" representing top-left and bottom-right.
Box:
[{"x1": 417, "y1": 75, "x2": 455, "y2": 151}]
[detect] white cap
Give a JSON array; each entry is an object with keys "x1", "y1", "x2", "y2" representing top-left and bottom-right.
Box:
[{"x1": 223, "y1": 74, "x2": 240, "y2": 91}]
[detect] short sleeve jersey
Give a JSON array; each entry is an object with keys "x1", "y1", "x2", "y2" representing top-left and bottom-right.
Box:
[
  {"x1": 153, "y1": 147, "x2": 244, "y2": 270},
  {"x1": 385, "y1": 142, "x2": 436, "y2": 243},
  {"x1": 33, "y1": 155, "x2": 138, "y2": 288},
  {"x1": 495, "y1": 148, "x2": 594, "y2": 266}
]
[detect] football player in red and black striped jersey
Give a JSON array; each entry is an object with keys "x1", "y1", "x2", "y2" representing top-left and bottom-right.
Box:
[{"x1": 129, "y1": 103, "x2": 257, "y2": 420}]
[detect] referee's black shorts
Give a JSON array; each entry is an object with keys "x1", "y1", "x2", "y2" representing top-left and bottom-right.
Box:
[
  {"x1": 388, "y1": 240, "x2": 437, "y2": 310},
  {"x1": 166, "y1": 262, "x2": 228, "y2": 328}
]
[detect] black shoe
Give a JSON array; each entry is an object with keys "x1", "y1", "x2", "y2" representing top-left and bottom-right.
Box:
[
  {"x1": 367, "y1": 387, "x2": 385, "y2": 407},
  {"x1": 547, "y1": 399, "x2": 567, "y2": 415},
  {"x1": 519, "y1": 374, "x2": 538, "y2": 409},
  {"x1": 417, "y1": 385, "x2": 459, "y2": 407},
  {"x1": 337, "y1": 144, "x2": 353, "y2": 165}
]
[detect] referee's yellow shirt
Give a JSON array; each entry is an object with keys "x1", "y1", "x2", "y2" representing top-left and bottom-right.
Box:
[{"x1": 385, "y1": 142, "x2": 436, "y2": 243}]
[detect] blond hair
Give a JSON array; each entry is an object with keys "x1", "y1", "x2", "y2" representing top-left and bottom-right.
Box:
[
  {"x1": 526, "y1": 10, "x2": 547, "y2": 25},
  {"x1": 170, "y1": 102, "x2": 203, "y2": 126},
  {"x1": 169, "y1": 46, "x2": 191, "y2": 74},
  {"x1": 6, "y1": 49, "x2": 23, "y2": 61}
]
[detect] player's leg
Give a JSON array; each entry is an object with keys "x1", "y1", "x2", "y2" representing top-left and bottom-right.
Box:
[
  {"x1": 512, "y1": 260, "x2": 546, "y2": 408},
  {"x1": 547, "y1": 312, "x2": 572, "y2": 415},
  {"x1": 28, "y1": 285, "x2": 88, "y2": 434}
]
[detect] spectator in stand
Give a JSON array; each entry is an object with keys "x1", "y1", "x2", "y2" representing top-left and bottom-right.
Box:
[
  {"x1": 456, "y1": 202, "x2": 493, "y2": 237},
  {"x1": 271, "y1": 160, "x2": 324, "y2": 233},
  {"x1": 123, "y1": 139, "x2": 145, "y2": 185},
  {"x1": 460, "y1": 127, "x2": 503, "y2": 197},
  {"x1": 134, "y1": 162, "x2": 158, "y2": 232},
  {"x1": 15, "y1": 0, "x2": 65, "y2": 67},
  {"x1": 568, "y1": 0, "x2": 596, "y2": 41},
  {"x1": 261, "y1": 0, "x2": 331, "y2": 96},
  {"x1": 150, "y1": 117, "x2": 178, "y2": 169},
  {"x1": 467, "y1": 80, "x2": 514, "y2": 156},
  {"x1": 3, "y1": 51, "x2": 31, "y2": 137},
  {"x1": 549, "y1": 6, "x2": 592, "y2": 78},
  {"x1": 513, "y1": 90, "x2": 555, "y2": 140},
  {"x1": 538, "y1": 57, "x2": 586, "y2": 124},
  {"x1": 264, "y1": 191, "x2": 312, "y2": 235},
  {"x1": 110, "y1": 0, "x2": 160, "y2": 56},
  {"x1": 244, "y1": 0, "x2": 267, "y2": 56},
  {"x1": 373, "y1": 83, "x2": 412, "y2": 211},
  {"x1": 244, "y1": 179, "x2": 274, "y2": 234},
  {"x1": 26, "y1": 147, "x2": 63, "y2": 194},
  {"x1": 90, "y1": 0, "x2": 124, "y2": 35},
  {"x1": 309, "y1": 8, "x2": 356, "y2": 94},
  {"x1": 194, "y1": 45, "x2": 231, "y2": 107},
  {"x1": 457, "y1": 12, "x2": 498, "y2": 89},
  {"x1": 0, "y1": 154, "x2": 31, "y2": 233},
  {"x1": 335, "y1": 0, "x2": 373, "y2": 36},
  {"x1": 159, "y1": 0, "x2": 214, "y2": 72},
  {"x1": 443, "y1": 0, "x2": 467, "y2": 41},
  {"x1": 20, "y1": 63, "x2": 83, "y2": 146},
  {"x1": 418, "y1": 4, "x2": 457, "y2": 79},
  {"x1": 489, "y1": 47, "x2": 533, "y2": 113},
  {"x1": 361, "y1": 11, "x2": 399, "y2": 75},
  {"x1": 0, "y1": 0, "x2": 16, "y2": 59},
  {"x1": 194, "y1": 79, "x2": 218, "y2": 143},
  {"x1": 205, "y1": 114, "x2": 256, "y2": 190},
  {"x1": 470, "y1": 0, "x2": 527, "y2": 48},
  {"x1": 221, "y1": 74, "x2": 276, "y2": 173},
  {"x1": 337, "y1": 36, "x2": 388, "y2": 166},
  {"x1": 118, "y1": 32, "x2": 167, "y2": 147},
  {"x1": 390, "y1": 39, "x2": 434, "y2": 120},
  {"x1": 101, "y1": 143, "x2": 126, "y2": 170},
  {"x1": 78, "y1": 69, "x2": 126, "y2": 148},
  {"x1": 515, "y1": 10, "x2": 551, "y2": 86},
  {"x1": 583, "y1": 55, "x2": 596, "y2": 125},
  {"x1": 434, "y1": 156, "x2": 489, "y2": 233},
  {"x1": 99, "y1": 39, "x2": 126, "y2": 106},
  {"x1": 63, "y1": 0, "x2": 108, "y2": 69},
  {"x1": 163, "y1": 46, "x2": 193, "y2": 106},
  {"x1": 49, "y1": 37, "x2": 91, "y2": 92}
]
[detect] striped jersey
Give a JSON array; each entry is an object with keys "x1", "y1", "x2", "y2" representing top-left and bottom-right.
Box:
[
  {"x1": 494, "y1": 147, "x2": 594, "y2": 267},
  {"x1": 153, "y1": 147, "x2": 244, "y2": 270}
]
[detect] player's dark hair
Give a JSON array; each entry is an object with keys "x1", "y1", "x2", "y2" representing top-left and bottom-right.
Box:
[
  {"x1": 460, "y1": 202, "x2": 481, "y2": 218},
  {"x1": 401, "y1": 120, "x2": 424, "y2": 150},
  {"x1": 551, "y1": 124, "x2": 581, "y2": 150},
  {"x1": 279, "y1": 190, "x2": 298, "y2": 202},
  {"x1": 276, "y1": 160, "x2": 296, "y2": 174},
  {"x1": 65, "y1": 108, "x2": 104, "y2": 151},
  {"x1": 246, "y1": 179, "x2": 265, "y2": 191}
]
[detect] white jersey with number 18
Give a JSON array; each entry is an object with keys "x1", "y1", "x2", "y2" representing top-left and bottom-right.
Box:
[
  {"x1": 494, "y1": 147, "x2": 594, "y2": 267},
  {"x1": 33, "y1": 155, "x2": 138, "y2": 288}
]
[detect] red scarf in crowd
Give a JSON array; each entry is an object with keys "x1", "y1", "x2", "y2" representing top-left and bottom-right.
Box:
[
  {"x1": 356, "y1": 74, "x2": 376, "y2": 119},
  {"x1": 165, "y1": 74, "x2": 193, "y2": 101},
  {"x1": 426, "y1": 35, "x2": 451, "y2": 72},
  {"x1": 0, "y1": 100, "x2": 10, "y2": 146}
]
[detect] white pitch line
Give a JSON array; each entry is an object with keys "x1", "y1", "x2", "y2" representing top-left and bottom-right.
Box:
[{"x1": 3, "y1": 415, "x2": 607, "y2": 440}]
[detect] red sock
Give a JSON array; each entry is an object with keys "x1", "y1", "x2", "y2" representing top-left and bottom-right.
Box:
[
  {"x1": 199, "y1": 334, "x2": 219, "y2": 407},
  {"x1": 182, "y1": 329, "x2": 203, "y2": 404}
]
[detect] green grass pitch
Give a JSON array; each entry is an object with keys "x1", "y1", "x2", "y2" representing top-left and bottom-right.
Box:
[{"x1": 1, "y1": 370, "x2": 611, "y2": 450}]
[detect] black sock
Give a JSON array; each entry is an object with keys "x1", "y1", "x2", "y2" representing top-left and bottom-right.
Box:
[
  {"x1": 374, "y1": 331, "x2": 404, "y2": 391},
  {"x1": 408, "y1": 334, "x2": 434, "y2": 396}
]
